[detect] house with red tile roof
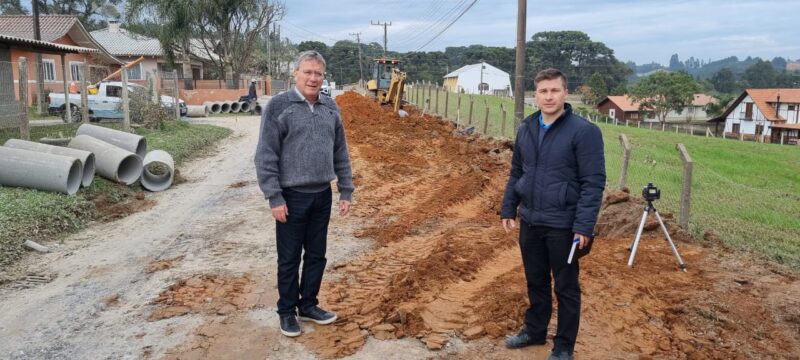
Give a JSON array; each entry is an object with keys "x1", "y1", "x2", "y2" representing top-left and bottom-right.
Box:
[
  {"x1": 0, "y1": 15, "x2": 121, "y2": 105},
  {"x1": 709, "y1": 89, "x2": 800, "y2": 144},
  {"x1": 596, "y1": 94, "x2": 714, "y2": 123}
]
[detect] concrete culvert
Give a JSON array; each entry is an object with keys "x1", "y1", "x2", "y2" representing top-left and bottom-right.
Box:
[
  {"x1": 229, "y1": 101, "x2": 241, "y2": 112},
  {"x1": 238, "y1": 101, "x2": 250, "y2": 113},
  {"x1": 76, "y1": 123, "x2": 147, "y2": 158},
  {"x1": 220, "y1": 101, "x2": 231, "y2": 113},
  {"x1": 254, "y1": 104, "x2": 262, "y2": 115},
  {"x1": 4, "y1": 139, "x2": 96, "y2": 187},
  {"x1": 0, "y1": 146, "x2": 82, "y2": 195},
  {"x1": 68, "y1": 135, "x2": 143, "y2": 185},
  {"x1": 203, "y1": 101, "x2": 221, "y2": 113},
  {"x1": 141, "y1": 150, "x2": 174, "y2": 192},
  {"x1": 186, "y1": 105, "x2": 209, "y2": 117}
]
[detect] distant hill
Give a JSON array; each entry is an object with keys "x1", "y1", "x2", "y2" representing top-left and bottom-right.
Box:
[{"x1": 627, "y1": 55, "x2": 795, "y2": 80}]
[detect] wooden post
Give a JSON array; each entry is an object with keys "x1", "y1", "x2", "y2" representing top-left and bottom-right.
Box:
[
  {"x1": 483, "y1": 99, "x2": 490, "y2": 134},
  {"x1": 468, "y1": 95, "x2": 474, "y2": 125},
  {"x1": 676, "y1": 143, "x2": 693, "y2": 229},
  {"x1": 444, "y1": 88, "x2": 449, "y2": 118},
  {"x1": 649, "y1": 122, "x2": 653, "y2": 130},
  {"x1": 618, "y1": 134, "x2": 631, "y2": 190},
  {"x1": 122, "y1": 68, "x2": 130, "y2": 131},
  {"x1": 173, "y1": 70, "x2": 180, "y2": 120},
  {"x1": 18, "y1": 57, "x2": 30, "y2": 140},
  {"x1": 661, "y1": 123, "x2": 665, "y2": 131},
  {"x1": 61, "y1": 54, "x2": 72, "y2": 123},
  {"x1": 675, "y1": 125, "x2": 679, "y2": 134},
  {"x1": 434, "y1": 83, "x2": 439, "y2": 114},
  {"x1": 781, "y1": 132, "x2": 784, "y2": 145},
  {"x1": 81, "y1": 62, "x2": 89, "y2": 123},
  {"x1": 427, "y1": 82, "x2": 432, "y2": 105},
  {"x1": 501, "y1": 103, "x2": 507, "y2": 137}
]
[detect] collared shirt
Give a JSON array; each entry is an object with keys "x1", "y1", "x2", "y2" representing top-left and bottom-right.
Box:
[
  {"x1": 538, "y1": 113, "x2": 551, "y2": 149},
  {"x1": 294, "y1": 86, "x2": 318, "y2": 112}
]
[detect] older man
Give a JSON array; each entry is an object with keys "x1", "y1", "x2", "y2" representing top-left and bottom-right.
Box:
[
  {"x1": 255, "y1": 50, "x2": 354, "y2": 337},
  {"x1": 501, "y1": 68, "x2": 606, "y2": 360}
]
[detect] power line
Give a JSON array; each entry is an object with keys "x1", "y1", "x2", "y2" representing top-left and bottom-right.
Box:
[
  {"x1": 414, "y1": 0, "x2": 478, "y2": 51},
  {"x1": 371, "y1": 20, "x2": 392, "y2": 56},
  {"x1": 392, "y1": 0, "x2": 469, "y2": 49}
]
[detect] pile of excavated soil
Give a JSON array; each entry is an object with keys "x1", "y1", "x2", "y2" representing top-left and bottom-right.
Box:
[{"x1": 297, "y1": 92, "x2": 800, "y2": 359}]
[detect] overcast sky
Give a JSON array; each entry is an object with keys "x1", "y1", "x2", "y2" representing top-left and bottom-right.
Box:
[{"x1": 280, "y1": 0, "x2": 800, "y2": 65}]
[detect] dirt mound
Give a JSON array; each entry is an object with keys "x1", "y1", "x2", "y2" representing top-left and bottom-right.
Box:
[
  {"x1": 296, "y1": 92, "x2": 800, "y2": 358},
  {"x1": 148, "y1": 274, "x2": 255, "y2": 321}
]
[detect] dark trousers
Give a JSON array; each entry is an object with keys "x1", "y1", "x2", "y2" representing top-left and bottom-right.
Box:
[
  {"x1": 519, "y1": 222, "x2": 581, "y2": 353},
  {"x1": 275, "y1": 188, "x2": 331, "y2": 316}
]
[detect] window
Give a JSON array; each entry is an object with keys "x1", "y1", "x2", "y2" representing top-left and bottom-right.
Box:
[
  {"x1": 687, "y1": 106, "x2": 695, "y2": 114},
  {"x1": 744, "y1": 103, "x2": 753, "y2": 120},
  {"x1": 630, "y1": 112, "x2": 639, "y2": 119},
  {"x1": 732, "y1": 123, "x2": 740, "y2": 133},
  {"x1": 106, "y1": 85, "x2": 122, "y2": 98},
  {"x1": 478, "y1": 82, "x2": 489, "y2": 91},
  {"x1": 41, "y1": 59, "x2": 56, "y2": 81},
  {"x1": 755, "y1": 124, "x2": 764, "y2": 135},
  {"x1": 126, "y1": 63, "x2": 142, "y2": 80},
  {"x1": 70, "y1": 61, "x2": 83, "y2": 81},
  {"x1": 789, "y1": 105, "x2": 797, "y2": 111}
]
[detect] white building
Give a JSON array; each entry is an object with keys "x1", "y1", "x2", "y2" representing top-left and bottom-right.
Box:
[
  {"x1": 710, "y1": 88, "x2": 800, "y2": 144},
  {"x1": 443, "y1": 62, "x2": 512, "y2": 96}
]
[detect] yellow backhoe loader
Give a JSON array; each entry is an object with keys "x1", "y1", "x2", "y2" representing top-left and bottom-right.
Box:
[{"x1": 367, "y1": 58, "x2": 406, "y2": 113}]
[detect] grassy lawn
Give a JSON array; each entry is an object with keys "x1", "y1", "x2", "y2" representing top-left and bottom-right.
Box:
[
  {"x1": 599, "y1": 123, "x2": 800, "y2": 269},
  {"x1": 0, "y1": 121, "x2": 232, "y2": 269}
]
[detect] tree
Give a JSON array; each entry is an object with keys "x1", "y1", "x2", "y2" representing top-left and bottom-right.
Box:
[
  {"x1": 704, "y1": 94, "x2": 735, "y2": 119},
  {"x1": 629, "y1": 71, "x2": 700, "y2": 124},
  {"x1": 709, "y1": 68, "x2": 737, "y2": 94},
  {"x1": 37, "y1": 0, "x2": 121, "y2": 30},
  {"x1": 742, "y1": 60, "x2": 776, "y2": 88},
  {"x1": 581, "y1": 72, "x2": 608, "y2": 105},
  {"x1": 0, "y1": 0, "x2": 28, "y2": 15}
]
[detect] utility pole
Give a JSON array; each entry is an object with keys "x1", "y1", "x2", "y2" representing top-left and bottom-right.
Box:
[
  {"x1": 32, "y1": 0, "x2": 44, "y2": 114},
  {"x1": 350, "y1": 32, "x2": 364, "y2": 83},
  {"x1": 479, "y1": 60, "x2": 485, "y2": 95},
  {"x1": 514, "y1": 0, "x2": 527, "y2": 129},
  {"x1": 371, "y1": 20, "x2": 392, "y2": 57},
  {"x1": 267, "y1": 23, "x2": 272, "y2": 76}
]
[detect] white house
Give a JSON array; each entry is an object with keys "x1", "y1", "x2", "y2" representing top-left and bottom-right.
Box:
[
  {"x1": 442, "y1": 62, "x2": 512, "y2": 96},
  {"x1": 710, "y1": 88, "x2": 800, "y2": 143}
]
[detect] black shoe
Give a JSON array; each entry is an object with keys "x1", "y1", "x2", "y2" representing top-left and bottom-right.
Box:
[
  {"x1": 279, "y1": 314, "x2": 301, "y2": 337},
  {"x1": 505, "y1": 327, "x2": 546, "y2": 349},
  {"x1": 298, "y1": 306, "x2": 337, "y2": 325},
  {"x1": 547, "y1": 350, "x2": 574, "y2": 360}
]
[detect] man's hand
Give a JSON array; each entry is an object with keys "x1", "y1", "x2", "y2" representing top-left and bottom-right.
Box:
[
  {"x1": 501, "y1": 218, "x2": 516, "y2": 233},
  {"x1": 574, "y1": 233, "x2": 591, "y2": 249},
  {"x1": 339, "y1": 200, "x2": 351, "y2": 216},
  {"x1": 271, "y1": 204, "x2": 289, "y2": 223}
]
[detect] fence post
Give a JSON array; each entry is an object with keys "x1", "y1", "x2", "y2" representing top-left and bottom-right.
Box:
[
  {"x1": 468, "y1": 95, "x2": 474, "y2": 125},
  {"x1": 61, "y1": 54, "x2": 72, "y2": 123},
  {"x1": 444, "y1": 88, "x2": 449, "y2": 118},
  {"x1": 661, "y1": 123, "x2": 666, "y2": 131},
  {"x1": 122, "y1": 68, "x2": 131, "y2": 131},
  {"x1": 435, "y1": 83, "x2": 439, "y2": 114},
  {"x1": 618, "y1": 134, "x2": 631, "y2": 190},
  {"x1": 483, "y1": 99, "x2": 490, "y2": 134},
  {"x1": 81, "y1": 62, "x2": 89, "y2": 123},
  {"x1": 173, "y1": 70, "x2": 180, "y2": 120},
  {"x1": 676, "y1": 143, "x2": 693, "y2": 229},
  {"x1": 427, "y1": 82, "x2": 432, "y2": 105},
  {"x1": 501, "y1": 103, "x2": 507, "y2": 137},
  {"x1": 18, "y1": 57, "x2": 30, "y2": 140}
]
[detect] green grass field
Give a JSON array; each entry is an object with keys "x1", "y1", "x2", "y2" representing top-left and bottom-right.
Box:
[{"x1": 0, "y1": 121, "x2": 232, "y2": 269}]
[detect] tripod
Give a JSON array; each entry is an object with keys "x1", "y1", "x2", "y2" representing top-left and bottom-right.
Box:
[{"x1": 628, "y1": 199, "x2": 687, "y2": 271}]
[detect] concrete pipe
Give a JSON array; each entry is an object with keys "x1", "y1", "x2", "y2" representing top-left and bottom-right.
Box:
[
  {"x1": 69, "y1": 135, "x2": 143, "y2": 185},
  {"x1": 76, "y1": 123, "x2": 146, "y2": 158},
  {"x1": 220, "y1": 101, "x2": 231, "y2": 113},
  {"x1": 238, "y1": 101, "x2": 250, "y2": 113},
  {"x1": 254, "y1": 104, "x2": 263, "y2": 115},
  {"x1": 229, "y1": 101, "x2": 241, "y2": 113},
  {"x1": 204, "y1": 101, "x2": 221, "y2": 113},
  {"x1": 186, "y1": 105, "x2": 209, "y2": 118},
  {"x1": 141, "y1": 150, "x2": 175, "y2": 192},
  {"x1": 4, "y1": 139, "x2": 96, "y2": 187},
  {"x1": 0, "y1": 146, "x2": 82, "y2": 195}
]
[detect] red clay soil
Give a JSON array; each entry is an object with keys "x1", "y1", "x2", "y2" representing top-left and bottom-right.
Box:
[{"x1": 298, "y1": 92, "x2": 800, "y2": 359}]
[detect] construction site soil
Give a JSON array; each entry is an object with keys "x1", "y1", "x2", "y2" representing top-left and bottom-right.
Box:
[{"x1": 2, "y1": 92, "x2": 797, "y2": 360}]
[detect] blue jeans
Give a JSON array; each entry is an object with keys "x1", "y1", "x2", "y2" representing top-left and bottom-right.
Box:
[
  {"x1": 519, "y1": 222, "x2": 581, "y2": 353},
  {"x1": 275, "y1": 187, "x2": 332, "y2": 316}
]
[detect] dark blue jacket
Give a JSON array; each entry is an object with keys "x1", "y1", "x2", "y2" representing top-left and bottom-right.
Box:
[{"x1": 500, "y1": 103, "x2": 606, "y2": 237}]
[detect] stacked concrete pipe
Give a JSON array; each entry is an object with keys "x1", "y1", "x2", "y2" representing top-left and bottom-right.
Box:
[
  {"x1": 253, "y1": 103, "x2": 263, "y2": 115},
  {"x1": 4, "y1": 139, "x2": 96, "y2": 187},
  {"x1": 141, "y1": 150, "x2": 175, "y2": 192},
  {"x1": 0, "y1": 146, "x2": 82, "y2": 195},
  {"x1": 186, "y1": 105, "x2": 209, "y2": 117},
  {"x1": 69, "y1": 135, "x2": 143, "y2": 185},
  {"x1": 229, "y1": 101, "x2": 241, "y2": 113},
  {"x1": 76, "y1": 124, "x2": 146, "y2": 158},
  {"x1": 203, "y1": 101, "x2": 221, "y2": 114},
  {"x1": 220, "y1": 101, "x2": 231, "y2": 113},
  {"x1": 238, "y1": 101, "x2": 250, "y2": 113}
]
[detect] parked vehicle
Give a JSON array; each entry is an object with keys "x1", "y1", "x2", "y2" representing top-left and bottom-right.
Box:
[
  {"x1": 48, "y1": 81, "x2": 187, "y2": 122},
  {"x1": 321, "y1": 79, "x2": 331, "y2": 97}
]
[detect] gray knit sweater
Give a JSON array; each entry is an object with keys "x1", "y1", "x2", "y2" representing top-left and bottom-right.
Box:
[{"x1": 254, "y1": 89, "x2": 354, "y2": 208}]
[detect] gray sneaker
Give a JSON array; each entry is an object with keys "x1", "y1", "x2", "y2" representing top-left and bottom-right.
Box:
[
  {"x1": 505, "y1": 327, "x2": 546, "y2": 349},
  {"x1": 547, "y1": 350, "x2": 574, "y2": 360},
  {"x1": 298, "y1": 306, "x2": 337, "y2": 325},
  {"x1": 279, "y1": 314, "x2": 301, "y2": 337}
]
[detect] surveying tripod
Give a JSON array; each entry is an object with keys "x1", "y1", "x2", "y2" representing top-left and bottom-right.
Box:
[{"x1": 627, "y1": 199, "x2": 687, "y2": 271}]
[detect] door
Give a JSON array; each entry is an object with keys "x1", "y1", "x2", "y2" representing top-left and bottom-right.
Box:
[
  {"x1": 609, "y1": 108, "x2": 616, "y2": 120},
  {"x1": 94, "y1": 85, "x2": 123, "y2": 118}
]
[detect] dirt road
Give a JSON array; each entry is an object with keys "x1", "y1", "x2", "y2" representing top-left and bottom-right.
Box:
[{"x1": 1, "y1": 93, "x2": 799, "y2": 360}]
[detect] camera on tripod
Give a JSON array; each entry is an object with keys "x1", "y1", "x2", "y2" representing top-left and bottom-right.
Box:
[{"x1": 642, "y1": 183, "x2": 660, "y2": 202}]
